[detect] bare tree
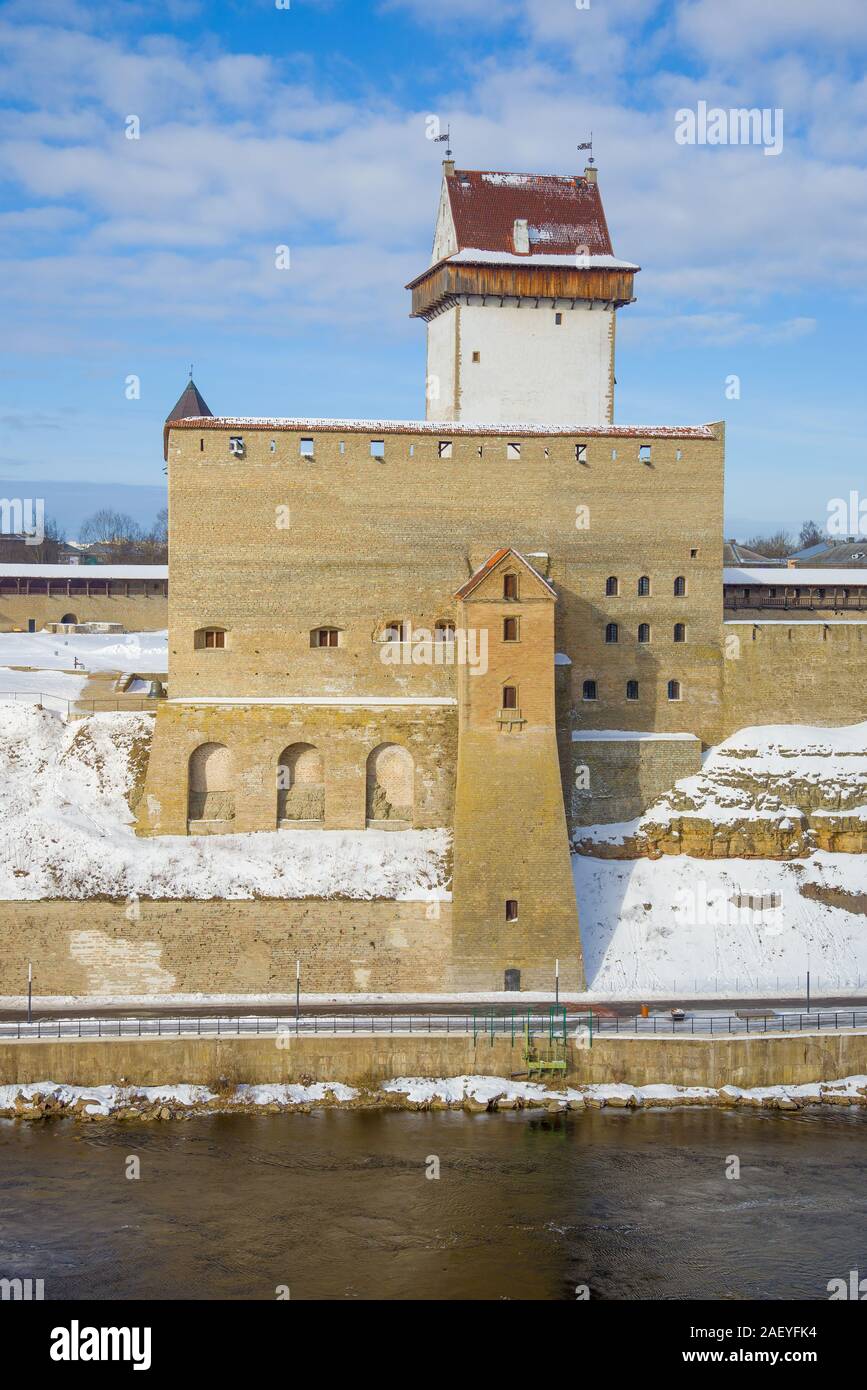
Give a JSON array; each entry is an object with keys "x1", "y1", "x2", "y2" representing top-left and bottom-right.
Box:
[
  {"x1": 798, "y1": 519, "x2": 825, "y2": 549},
  {"x1": 744, "y1": 530, "x2": 795, "y2": 559}
]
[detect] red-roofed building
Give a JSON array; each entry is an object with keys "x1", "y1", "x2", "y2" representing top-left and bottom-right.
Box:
[{"x1": 408, "y1": 161, "x2": 638, "y2": 426}]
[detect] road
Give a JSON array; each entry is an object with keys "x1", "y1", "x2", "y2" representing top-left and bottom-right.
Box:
[{"x1": 0, "y1": 993, "x2": 863, "y2": 1024}]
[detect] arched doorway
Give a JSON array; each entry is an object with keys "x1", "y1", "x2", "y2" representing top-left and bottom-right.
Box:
[
  {"x1": 365, "y1": 743, "x2": 414, "y2": 825},
  {"x1": 277, "y1": 743, "x2": 324, "y2": 825},
  {"x1": 187, "y1": 743, "x2": 234, "y2": 826}
]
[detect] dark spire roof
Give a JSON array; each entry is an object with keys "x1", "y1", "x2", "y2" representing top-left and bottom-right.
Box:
[{"x1": 166, "y1": 378, "x2": 212, "y2": 422}]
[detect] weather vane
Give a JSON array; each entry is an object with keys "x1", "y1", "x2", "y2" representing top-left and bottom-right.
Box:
[
  {"x1": 577, "y1": 134, "x2": 594, "y2": 166},
  {"x1": 434, "y1": 124, "x2": 453, "y2": 160}
]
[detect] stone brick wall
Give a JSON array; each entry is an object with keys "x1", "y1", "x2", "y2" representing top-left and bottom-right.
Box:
[
  {"x1": 570, "y1": 733, "x2": 702, "y2": 827},
  {"x1": 722, "y1": 622, "x2": 867, "y2": 734},
  {"x1": 140, "y1": 700, "x2": 456, "y2": 836},
  {"x1": 0, "y1": 590, "x2": 167, "y2": 633},
  {"x1": 163, "y1": 421, "x2": 725, "y2": 744},
  {"x1": 0, "y1": 899, "x2": 452, "y2": 996}
]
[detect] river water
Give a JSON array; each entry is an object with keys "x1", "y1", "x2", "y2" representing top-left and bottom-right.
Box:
[{"x1": 1, "y1": 1107, "x2": 865, "y2": 1300}]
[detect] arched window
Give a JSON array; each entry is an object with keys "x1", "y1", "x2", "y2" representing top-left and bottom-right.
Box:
[
  {"x1": 582, "y1": 679, "x2": 597, "y2": 701},
  {"x1": 674, "y1": 622, "x2": 686, "y2": 643},
  {"x1": 667, "y1": 679, "x2": 682, "y2": 701},
  {"x1": 605, "y1": 622, "x2": 619, "y2": 644},
  {"x1": 503, "y1": 616, "x2": 519, "y2": 642},
  {"x1": 626, "y1": 679, "x2": 639, "y2": 701},
  {"x1": 194, "y1": 627, "x2": 226, "y2": 650},
  {"x1": 366, "y1": 743, "x2": 414, "y2": 825},
  {"x1": 605, "y1": 576, "x2": 618, "y2": 597},
  {"x1": 277, "y1": 743, "x2": 324, "y2": 824},
  {"x1": 434, "y1": 620, "x2": 455, "y2": 643},
  {"x1": 60, "y1": 612, "x2": 77, "y2": 625},
  {"x1": 638, "y1": 623, "x2": 651, "y2": 644},
  {"x1": 674, "y1": 576, "x2": 687, "y2": 597},
  {"x1": 188, "y1": 743, "x2": 234, "y2": 825},
  {"x1": 637, "y1": 576, "x2": 650, "y2": 596},
  {"x1": 311, "y1": 627, "x2": 339, "y2": 648}
]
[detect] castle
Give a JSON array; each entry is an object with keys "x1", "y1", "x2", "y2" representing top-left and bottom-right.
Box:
[{"x1": 139, "y1": 160, "x2": 866, "y2": 993}]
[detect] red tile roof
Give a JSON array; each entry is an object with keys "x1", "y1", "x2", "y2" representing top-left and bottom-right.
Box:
[
  {"x1": 454, "y1": 548, "x2": 557, "y2": 601},
  {"x1": 446, "y1": 169, "x2": 613, "y2": 257}
]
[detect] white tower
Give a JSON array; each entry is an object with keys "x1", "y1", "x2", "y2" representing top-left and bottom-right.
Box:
[{"x1": 407, "y1": 163, "x2": 638, "y2": 425}]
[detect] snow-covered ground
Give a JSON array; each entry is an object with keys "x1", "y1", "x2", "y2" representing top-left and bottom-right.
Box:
[
  {"x1": 575, "y1": 853, "x2": 867, "y2": 994},
  {"x1": 0, "y1": 667, "x2": 89, "y2": 703},
  {"x1": 0, "y1": 703, "x2": 450, "y2": 901},
  {"x1": 0, "y1": 630, "x2": 167, "y2": 675}
]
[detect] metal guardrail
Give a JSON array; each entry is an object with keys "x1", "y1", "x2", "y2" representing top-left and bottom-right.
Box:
[
  {"x1": 2, "y1": 1007, "x2": 867, "y2": 1043},
  {"x1": 0, "y1": 690, "x2": 155, "y2": 715}
]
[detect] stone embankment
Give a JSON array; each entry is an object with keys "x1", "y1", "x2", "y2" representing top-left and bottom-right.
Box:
[{"x1": 2, "y1": 1074, "x2": 866, "y2": 1122}]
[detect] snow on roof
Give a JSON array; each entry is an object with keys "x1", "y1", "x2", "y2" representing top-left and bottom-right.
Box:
[
  {"x1": 572, "y1": 730, "x2": 700, "y2": 742},
  {"x1": 446, "y1": 168, "x2": 615, "y2": 257},
  {"x1": 724, "y1": 567, "x2": 867, "y2": 585},
  {"x1": 447, "y1": 248, "x2": 640, "y2": 271},
  {"x1": 168, "y1": 417, "x2": 716, "y2": 439},
  {"x1": 0, "y1": 564, "x2": 167, "y2": 580}
]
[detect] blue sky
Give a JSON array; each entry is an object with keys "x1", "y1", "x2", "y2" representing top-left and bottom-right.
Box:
[{"x1": 1, "y1": 0, "x2": 866, "y2": 537}]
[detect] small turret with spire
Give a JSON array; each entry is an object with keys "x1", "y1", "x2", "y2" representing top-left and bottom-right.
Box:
[{"x1": 166, "y1": 368, "x2": 212, "y2": 422}]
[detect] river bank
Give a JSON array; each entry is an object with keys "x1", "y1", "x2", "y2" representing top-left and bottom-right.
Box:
[{"x1": 3, "y1": 1072, "x2": 867, "y2": 1122}]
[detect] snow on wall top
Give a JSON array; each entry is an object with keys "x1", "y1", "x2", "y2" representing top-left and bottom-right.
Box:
[
  {"x1": 448, "y1": 248, "x2": 640, "y2": 270},
  {"x1": 168, "y1": 417, "x2": 716, "y2": 439},
  {"x1": 724, "y1": 567, "x2": 867, "y2": 586},
  {"x1": 0, "y1": 564, "x2": 167, "y2": 580}
]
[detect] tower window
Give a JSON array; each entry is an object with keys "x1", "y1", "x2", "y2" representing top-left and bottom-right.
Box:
[
  {"x1": 472, "y1": 351, "x2": 481, "y2": 363},
  {"x1": 371, "y1": 440, "x2": 385, "y2": 458},
  {"x1": 555, "y1": 312, "x2": 563, "y2": 325},
  {"x1": 382, "y1": 620, "x2": 407, "y2": 643},
  {"x1": 605, "y1": 576, "x2": 618, "y2": 597},
  {"x1": 199, "y1": 438, "x2": 204, "y2": 452},
  {"x1": 667, "y1": 679, "x2": 682, "y2": 701},
  {"x1": 505, "y1": 899, "x2": 518, "y2": 922},
  {"x1": 196, "y1": 627, "x2": 226, "y2": 650},
  {"x1": 626, "y1": 679, "x2": 639, "y2": 701},
  {"x1": 638, "y1": 623, "x2": 651, "y2": 643},
  {"x1": 674, "y1": 622, "x2": 686, "y2": 643},
  {"x1": 434, "y1": 621, "x2": 455, "y2": 643},
  {"x1": 438, "y1": 440, "x2": 453, "y2": 459},
  {"x1": 690, "y1": 547, "x2": 698, "y2": 559},
  {"x1": 300, "y1": 437, "x2": 314, "y2": 457},
  {"x1": 503, "y1": 616, "x2": 519, "y2": 642},
  {"x1": 674, "y1": 576, "x2": 687, "y2": 596},
  {"x1": 582, "y1": 679, "x2": 597, "y2": 701},
  {"x1": 605, "y1": 622, "x2": 619, "y2": 644},
  {"x1": 576, "y1": 443, "x2": 587, "y2": 463},
  {"x1": 502, "y1": 685, "x2": 518, "y2": 710},
  {"x1": 637, "y1": 575, "x2": 650, "y2": 596},
  {"x1": 313, "y1": 627, "x2": 339, "y2": 648},
  {"x1": 639, "y1": 444, "x2": 652, "y2": 463},
  {"x1": 503, "y1": 573, "x2": 518, "y2": 600},
  {"x1": 507, "y1": 442, "x2": 521, "y2": 460}
]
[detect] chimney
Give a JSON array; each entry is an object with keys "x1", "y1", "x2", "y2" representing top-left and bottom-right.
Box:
[
  {"x1": 512, "y1": 218, "x2": 530, "y2": 254},
  {"x1": 584, "y1": 163, "x2": 597, "y2": 184},
  {"x1": 443, "y1": 159, "x2": 455, "y2": 177}
]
